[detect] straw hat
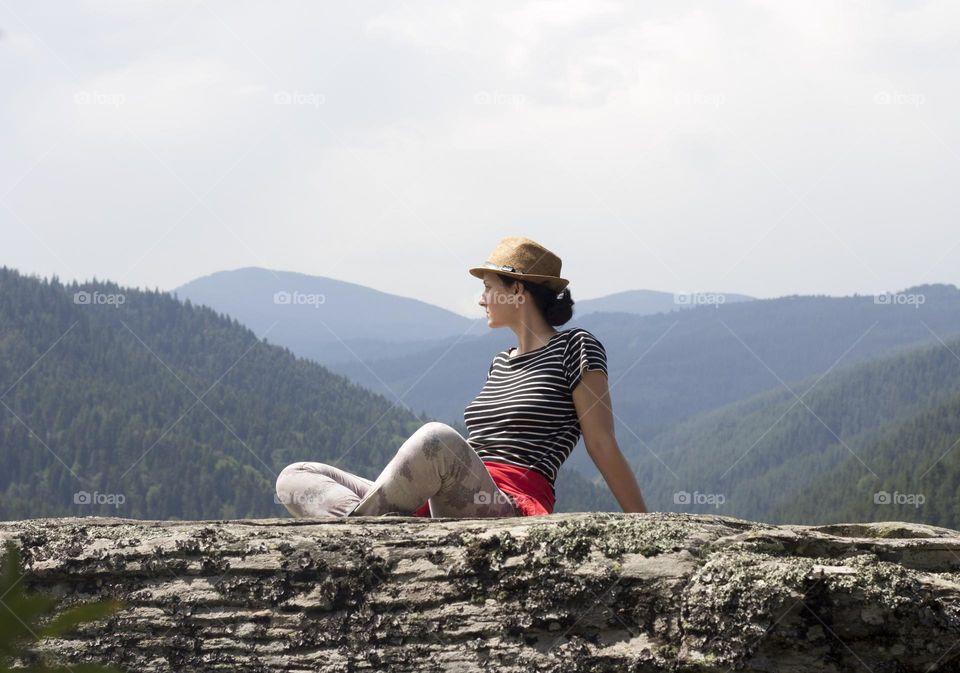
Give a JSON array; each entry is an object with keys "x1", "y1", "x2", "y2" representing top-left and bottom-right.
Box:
[{"x1": 468, "y1": 236, "x2": 569, "y2": 292}]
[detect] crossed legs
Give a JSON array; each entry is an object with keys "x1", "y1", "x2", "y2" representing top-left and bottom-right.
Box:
[{"x1": 275, "y1": 422, "x2": 518, "y2": 518}]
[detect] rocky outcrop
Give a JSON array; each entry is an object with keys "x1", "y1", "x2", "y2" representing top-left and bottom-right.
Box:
[{"x1": 2, "y1": 512, "x2": 960, "y2": 672}]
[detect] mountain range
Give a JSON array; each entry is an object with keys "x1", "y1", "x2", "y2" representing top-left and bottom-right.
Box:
[{"x1": 4, "y1": 263, "x2": 958, "y2": 527}]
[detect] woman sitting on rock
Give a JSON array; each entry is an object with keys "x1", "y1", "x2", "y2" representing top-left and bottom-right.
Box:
[{"x1": 275, "y1": 236, "x2": 647, "y2": 517}]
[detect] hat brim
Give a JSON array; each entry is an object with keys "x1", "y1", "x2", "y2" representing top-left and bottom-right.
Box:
[{"x1": 468, "y1": 266, "x2": 569, "y2": 292}]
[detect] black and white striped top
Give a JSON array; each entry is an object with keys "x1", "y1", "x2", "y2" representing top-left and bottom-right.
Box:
[{"x1": 463, "y1": 327, "x2": 608, "y2": 491}]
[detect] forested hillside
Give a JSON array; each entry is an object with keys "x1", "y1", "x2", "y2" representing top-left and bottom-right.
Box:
[
  {"x1": 637, "y1": 334, "x2": 960, "y2": 527},
  {"x1": 0, "y1": 268, "x2": 616, "y2": 519},
  {"x1": 777, "y1": 388, "x2": 960, "y2": 527}
]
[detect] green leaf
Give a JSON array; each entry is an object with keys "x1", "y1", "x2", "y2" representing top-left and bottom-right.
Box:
[
  {"x1": 1, "y1": 542, "x2": 25, "y2": 592},
  {"x1": 4, "y1": 593, "x2": 59, "y2": 626},
  {"x1": 38, "y1": 600, "x2": 124, "y2": 638},
  {"x1": 0, "y1": 543, "x2": 126, "y2": 673}
]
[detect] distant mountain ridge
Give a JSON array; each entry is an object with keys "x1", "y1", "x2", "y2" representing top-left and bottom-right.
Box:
[
  {"x1": 575, "y1": 288, "x2": 754, "y2": 316},
  {"x1": 173, "y1": 267, "x2": 487, "y2": 366},
  {"x1": 172, "y1": 267, "x2": 751, "y2": 366}
]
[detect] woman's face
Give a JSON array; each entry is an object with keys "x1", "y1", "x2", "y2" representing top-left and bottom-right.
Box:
[{"x1": 478, "y1": 272, "x2": 520, "y2": 326}]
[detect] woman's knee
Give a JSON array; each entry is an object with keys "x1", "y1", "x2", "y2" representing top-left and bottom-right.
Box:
[
  {"x1": 421, "y1": 421, "x2": 464, "y2": 442},
  {"x1": 277, "y1": 462, "x2": 304, "y2": 482},
  {"x1": 402, "y1": 422, "x2": 466, "y2": 457},
  {"x1": 276, "y1": 462, "x2": 329, "y2": 492}
]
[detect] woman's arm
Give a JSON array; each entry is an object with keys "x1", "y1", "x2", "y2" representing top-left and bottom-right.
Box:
[{"x1": 572, "y1": 369, "x2": 648, "y2": 513}]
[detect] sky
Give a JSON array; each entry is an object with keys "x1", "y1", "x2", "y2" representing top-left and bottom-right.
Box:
[{"x1": 1, "y1": 0, "x2": 958, "y2": 318}]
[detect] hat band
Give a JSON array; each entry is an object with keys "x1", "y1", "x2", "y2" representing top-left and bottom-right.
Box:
[{"x1": 483, "y1": 261, "x2": 523, "y2": 274}]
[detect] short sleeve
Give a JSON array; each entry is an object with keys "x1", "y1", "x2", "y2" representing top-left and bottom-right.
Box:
[{"x1": 564, "y1": 329, "x2": 608, "y2": 392}]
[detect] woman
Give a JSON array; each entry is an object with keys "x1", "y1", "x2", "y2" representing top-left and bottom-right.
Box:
[{"x1": 275, "y1": 236, "x2": 647, "y2": 517}]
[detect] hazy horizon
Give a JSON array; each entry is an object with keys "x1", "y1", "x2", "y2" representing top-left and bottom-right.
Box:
[{"x1": 7, "y1": 262, "x2": 954, "y2": 321}]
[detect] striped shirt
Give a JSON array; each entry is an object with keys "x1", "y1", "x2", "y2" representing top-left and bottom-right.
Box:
[{"x1": 463, "y1": 327, "x2": 608, "y2": 492}]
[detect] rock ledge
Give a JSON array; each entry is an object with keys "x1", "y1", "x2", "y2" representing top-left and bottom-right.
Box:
[{"x1": 2, "y1": 512, "x2": 959, "y2": 672}]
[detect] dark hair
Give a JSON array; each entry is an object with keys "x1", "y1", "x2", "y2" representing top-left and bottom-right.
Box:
[{"x1": 496, "y1": 273, "x2": 574, "y2": 326}]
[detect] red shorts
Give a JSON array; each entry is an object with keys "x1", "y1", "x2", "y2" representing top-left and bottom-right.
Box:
[{"x1": 413, "y1": 460, "x2": 555, "y2": 517}]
